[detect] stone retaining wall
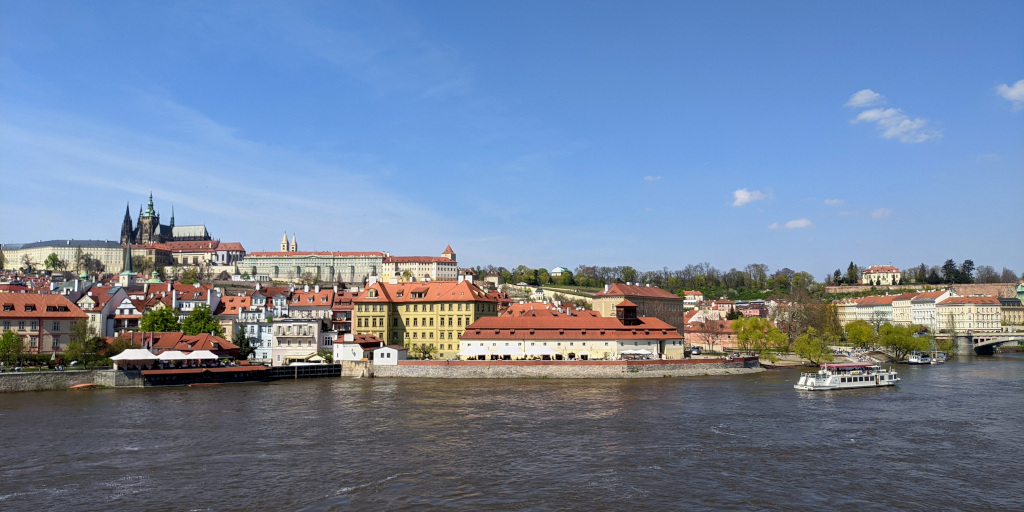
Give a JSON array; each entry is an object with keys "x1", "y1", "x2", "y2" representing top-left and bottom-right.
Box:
[
  {"x1": 0, "y1": 371, "x2": 96, "y2": 393},
  {"x1": 371, "y1": 357, "x2": 760, "y2": 379}
]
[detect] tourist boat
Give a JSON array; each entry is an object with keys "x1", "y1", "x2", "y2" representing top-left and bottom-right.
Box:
[
  {"x1": 907, "y1": 351, "x2": 931, "y2": 365},
  {"x1": 794, "y1": 363, "x2": 899, "y2": 391}
]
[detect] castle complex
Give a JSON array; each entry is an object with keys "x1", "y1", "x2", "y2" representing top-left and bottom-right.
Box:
[{"x1": 120, "y1": 191, "x2": 212, "y2": 245}]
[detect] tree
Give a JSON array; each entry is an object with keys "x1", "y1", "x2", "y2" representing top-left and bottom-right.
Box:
[
  {"x1": 879, "y1": 324, "x2": 927, "y2": 362},
  {"x1": 792, "y1": 327, "x2": 834, "y2": 365},
  {"x1": 975, "y1": 265, "x2": 999, "y2": 284},
  {"x1": 179, "y1": 267, "x2": 200, "y2": 284},
  {"x1": 845, "y1": 320, "x2": 876, "y2": 347},
  {"x1": 317, "y1": 348, "x2": 334, "y2": 363},
  {"x1": 141, "y1": 307, "x2": 182, "y2": 332},
  {"x1": 21, "y1": 254, "x2": 34, "y2": 272},
  {"x1": 869, "y1": 310, "x2": 890, "y2": 335},
  {"x1": 941, "y1": 259, "x2": 959, "y2": 284},
  {"x1": 132, "y1": 256, "x2": 155, "y2": 277},
  {"x1": 732, "y1": 317, "x2": 785, "y2": 359},
  {"x1": 105, "y1": 334, "x2": 140, "y2": 358},
  {"x1": 846, "y1": 262, "x2": 859, "y2": 284},
  {"x1": 44, "y1": 252, "x2": 66, "y2": 272},
  {"x1": 0, "y1": 250, "x2": 5, "y2": 269},
  {"x1": 234, "y1": 329, "x2": 257, "y2": 360},
  {"x1": 409, "y1": 343, "x2": 437, "y2": 360},
  {"x1": 64, "y1": 320, "x2": 101, "y2": 365},
  {"x1": 694, "y1": 319, "x2": 725, "y2": 353},
  {"x1": 1000, "y1": 267, "x2": 1018, "y2": 283},
  {"x1": 81, "y1": 253, "x2": 105, "y2": 273},
  {"x1": 181, "y1": 304, "x2": 224, "y2": 337},
  {"x1": 958, "y1": 259, "x2": 975, "y2": 284},
  {"x1": 0, "y1": 330, "x2": 25, "y2": 365},
  {"x1": 73, "y1": 246, "x2": 85, "y2": 274},
  {"x1": 241, "y1": 272, "x2": 250, "y2": 281}
]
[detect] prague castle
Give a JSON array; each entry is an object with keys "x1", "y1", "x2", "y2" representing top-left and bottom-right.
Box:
[{"x1": 120, "y1": 191, "x2": 212, "y2": 245}]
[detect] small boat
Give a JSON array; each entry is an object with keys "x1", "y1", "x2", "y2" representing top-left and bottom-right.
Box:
[
  {"x1": 907, "y1": 351, "x2": 931, "y2": 365},
  {"x1": 69, "y1": 383, "x2": 97, "y2": 390},
  {"x1": 930, "y1": 352, "x2": 947, "y2": 364},
  {"x1": 795, "y1": 363, "x2": 899, "y2": 391}
]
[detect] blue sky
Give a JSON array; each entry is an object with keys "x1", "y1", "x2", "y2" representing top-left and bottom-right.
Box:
[{"x1": 1, "y1": 1, "x2": 1022, "y2": 279}]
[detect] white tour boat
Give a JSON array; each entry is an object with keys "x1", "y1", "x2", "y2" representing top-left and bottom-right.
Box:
[
  {"x1": 907, "y1": 351, "x2": 931, "y2": 365},
  {"x1": 794, "y1": 363, "x2": 900, "y2": 391}
]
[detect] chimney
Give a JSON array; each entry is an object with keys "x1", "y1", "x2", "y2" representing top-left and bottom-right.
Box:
[
  {"x1": 304, "y1": 284, "x2": 309, "y2": 292},
  {"x1": 333, "y1": 284, "x2": 338, "y2": 293},
  {"x1": 167, "y1": 281, "x2": 172, "y2": 292},
  {"x1": 604, "y1": 284, "x2": 610, "y2": 293},
  {"x1": 314, "y1": 284, "x2": 320, "y2": 293}
]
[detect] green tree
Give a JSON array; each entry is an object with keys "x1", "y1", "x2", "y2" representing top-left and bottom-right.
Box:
[
  {"x1": 73, "y1": 246, "x2": 85, "y2": 274},
  {"x1": 64, "y1": 320, "x2": 102, "y2": 365},
  {"x1": 179, "y1": 267, "x2": 200, "y2": 284},
  {"x1": 409, "y1": 343, "x2": 437, "y2": 360},
  {"x1": 792, "y1": 327, "x2": 835, "y2": 366},
  {"x1": 44, "y1": 252, "x2": 66, "y2": 271},
  {"x1": 0, "y1": 330, "x2": 25, "y2": 365},
  {"x1": 105, "y1": 334, "x2": 140, "y2": 358},
  {"x1": 845, "y1": 262, "x2": 859, "y2": 284},
  {"x1": 132, "y1": 256, "x2": 155, "y2": 277},
  {"x1": 845, "y1": 320, "x2": 876, "y2": 347},
  {"x1": 879, "y1": 324, "x2": 927, "y2": 362},
  {"x1": 317, "y1": 347, "x2": 333, "y2": 363},
  {"x1": 181, "y1": 304, "x2": 224, "y2": 337},
  {"x1": 233, "y1": 329, "x2": 257, "y2": 360},
  {"x1": 141, "y1": 307, "x2": 182, "y2": 332}
]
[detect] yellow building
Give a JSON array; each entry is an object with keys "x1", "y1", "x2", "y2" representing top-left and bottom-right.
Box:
[
  {"x1": 936, "y1": 296, "x2": 1001, "y2": 333},
  {"x1": 353, "y1": 280, "x2": 498, "y2": 359}
]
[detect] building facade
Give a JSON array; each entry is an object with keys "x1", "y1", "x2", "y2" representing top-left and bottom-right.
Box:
[
  {"x1": 859, "y1": 265, "x2": 902, "y2": 286},
  {"x1": 1, "y1": 294, "x2": 87, "y2": 354},
  {"x1": 592, "y1": 283, "x2": 687, "y2": 329},
  {"x1": 352, "y1": 280, "x2": 499, "y2": 360},
  {"x1": 120, "y1": 192, "x2": 212, "y2": 245},
  {"x1": 1, "y1": 240, "x2": 125, "y2": 273}
]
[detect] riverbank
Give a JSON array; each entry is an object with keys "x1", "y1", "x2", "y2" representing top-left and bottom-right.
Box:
[{"x1": 371, "y1": 357, "x2": 761, "y2": 378}]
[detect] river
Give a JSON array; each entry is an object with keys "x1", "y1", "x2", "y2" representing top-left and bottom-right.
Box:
[{"x1": 1, "y1": 355, "x2": 1021, "y2": 511}]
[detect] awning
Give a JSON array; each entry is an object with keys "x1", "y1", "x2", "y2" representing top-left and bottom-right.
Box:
[
  {"x1": 187, "y1": 350, "x2": 219, "y2": 360},
  {"x1": 457, "y1": 346, "x2": 490, "y2": 357},
  {"x1": 158, "y1": 350, "x2": 189, "y2": 361},
  {"x1": 111, "y1": 349, "x2": 159, "y2": 361},
  {"x1": 526, "y1": 346, "x2": 558, "y2": 356},
  {"x1": 493, "y1": 345, "x2": 525, "y2": 356}
]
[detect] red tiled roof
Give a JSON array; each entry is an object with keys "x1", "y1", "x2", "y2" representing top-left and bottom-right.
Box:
[
  {"x1": 244, "y1": 251, "x2": 385, "y2": 257},
  {"x1": 355, "y1": 280, "x2": 495, "y2": 304},
  {"x1": 863, "y1": 265, "x2": 900, "y2": 274},
  {"x1": 216, "y1": 242, "x2": 245, "y2": 252},
  {"x1": 442, "y1": 245, "x2": 455, "y2": 255},
  {"x1": 383, "y1": 256, "x2": 452, "y2": 263},
  {"x1": 593, "y1": 283, "x2": 681, "y2": 300},
  {"x1": 0, "y1": 294, "x2": 86, "y2": 319},
  {"x1": 616, "y1": 299, "x2": 638, "y2": 308}
]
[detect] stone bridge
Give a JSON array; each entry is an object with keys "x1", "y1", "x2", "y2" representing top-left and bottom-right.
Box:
[{"x1": 941, "y1": 332, "x2": 1024, "y2": 356}]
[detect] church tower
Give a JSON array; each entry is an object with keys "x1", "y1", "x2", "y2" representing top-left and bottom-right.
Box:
[
  {"x1": 442, "y1": 244, "x2": 456, "y2": 261},
  {"x1": 138, "y1": 191, "x2": 161, "y2": 244},
  {"x1": 120, "y1": 203, "x2": 135, "y2": 245},
  {"x1": 281, "y1": 233, "x2": 288, "y2": 252},
  {"x1": 290, "y1": 235, "x2": 298, "y2": 252}
]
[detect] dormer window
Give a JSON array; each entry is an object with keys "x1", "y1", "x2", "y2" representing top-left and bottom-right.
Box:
[{"x1": 24, "y1": 305, "x2": 36, "y2": 312}]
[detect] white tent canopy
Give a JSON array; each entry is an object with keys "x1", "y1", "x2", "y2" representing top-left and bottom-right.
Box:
[
  {"x1": 186, "y1": 350, "x2": 219, "y2": 360},
  {"x1": 526, "y1": 346, "x2": 558, "y2": 356},
  {"x1": 494, "y1": 345, "x2": 525, "y2": 357},
  {"x1": 158, "y1": 350, "x2": 189, "y2": 361},
  {"x1": 457, "y1": 346, "x2": 490, "y2": 357},
  {"x1": 111, "y1": 349, "x2": 159, "y2": 361}
]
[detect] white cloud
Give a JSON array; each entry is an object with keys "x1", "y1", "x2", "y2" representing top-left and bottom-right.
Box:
[
  {"x1": 872, "y1": 208, "x2": 892, "y2": 219},
  {"x1": 852, "y1": 107, "x2": 940, "y2": 143},
  {"x1": 784, "y1": 218, "x2": 813, "y2": 229},
  {"x1": 996, "y1": 79, "x2": 1024, "y2": 111},
  {"x1": 845, "y1": 89, "x2": 883, "y2": 108},
  {"x1": 732, "y1": 188, "x2": 768, "y2": 207},
  {"x1": 824, "y1": 199, "x2": 844, "y2": 206},
  {"x1": 768, "y1": 219, "x2": 813, "y2": 230},
  {"x1": 644, "y1": 175, "x2": 662, "y2": 182}
]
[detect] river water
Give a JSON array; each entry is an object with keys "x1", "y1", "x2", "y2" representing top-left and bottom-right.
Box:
[{"x1": 1, "y1": 355, "x2": 1021, "y2": 511}]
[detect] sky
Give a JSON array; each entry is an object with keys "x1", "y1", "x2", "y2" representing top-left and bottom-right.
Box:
[{"x1": 1, "y1": 1, "x2": 1022, "y2": 279}]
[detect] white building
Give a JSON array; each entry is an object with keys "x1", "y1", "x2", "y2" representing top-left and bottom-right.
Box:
[{"x1": 373, "y1": 345, "x2": 408, "y2": 365}]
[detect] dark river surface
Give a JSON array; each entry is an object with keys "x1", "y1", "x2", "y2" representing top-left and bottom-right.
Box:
[{"x1": 2, "y1": 355, "x2": 1022, "y2": 511}]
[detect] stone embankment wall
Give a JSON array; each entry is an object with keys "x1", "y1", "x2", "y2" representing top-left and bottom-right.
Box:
[
  {"x1": 0, "y1": 370, "x2": 145, "y2": 393},
  {"x1": 371, "y1": 357, "x2": 760, "y2": 379},
  {"x1": 0, "y1": 372, "x2": 95, "y2": 393},
  {"x1": 341, "y1": 361, "x2": 372, "y2": 377}
]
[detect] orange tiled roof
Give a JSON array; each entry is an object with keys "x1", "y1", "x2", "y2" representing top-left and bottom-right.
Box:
[
  {"x1": 593, "y1": 283, "x2": 681, "y2": 300},
  {"x1": 355, "y1": 280, "x2": 495, "y2": 304},
  {"x1": 0, "y1": 294, "x2": 86, "y2": 319},
  {"x1": 863, "y1": 265, "x2": 900, "y2": 274},
  {"x1": 245, "y1": 251, "x2": 385, "y2": 257}
]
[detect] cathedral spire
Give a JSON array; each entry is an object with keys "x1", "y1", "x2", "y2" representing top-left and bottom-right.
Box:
[
  {"x1": 120, "y1": 202, "x2": 134, "y2": 245},
  {"x1": 170, "y1": 204, "x2": 175, "y2": 228},
  {"x1": 281, "y1": 232, "x2": 288, "y2": 252}
]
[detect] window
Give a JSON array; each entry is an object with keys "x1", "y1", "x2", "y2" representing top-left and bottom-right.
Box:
[
  {"x1": 429, "y1": 318, "x2": 434, "y2": 326},
  {"x1": 2, "y1": 321, "x2": 8, "y2": 330},
  {"x1": 53, "y1": 321, "x2": 60, "y2": 331},
  {"x1": 18, "y1": 321, "x2": 25, "y2": 331}
]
